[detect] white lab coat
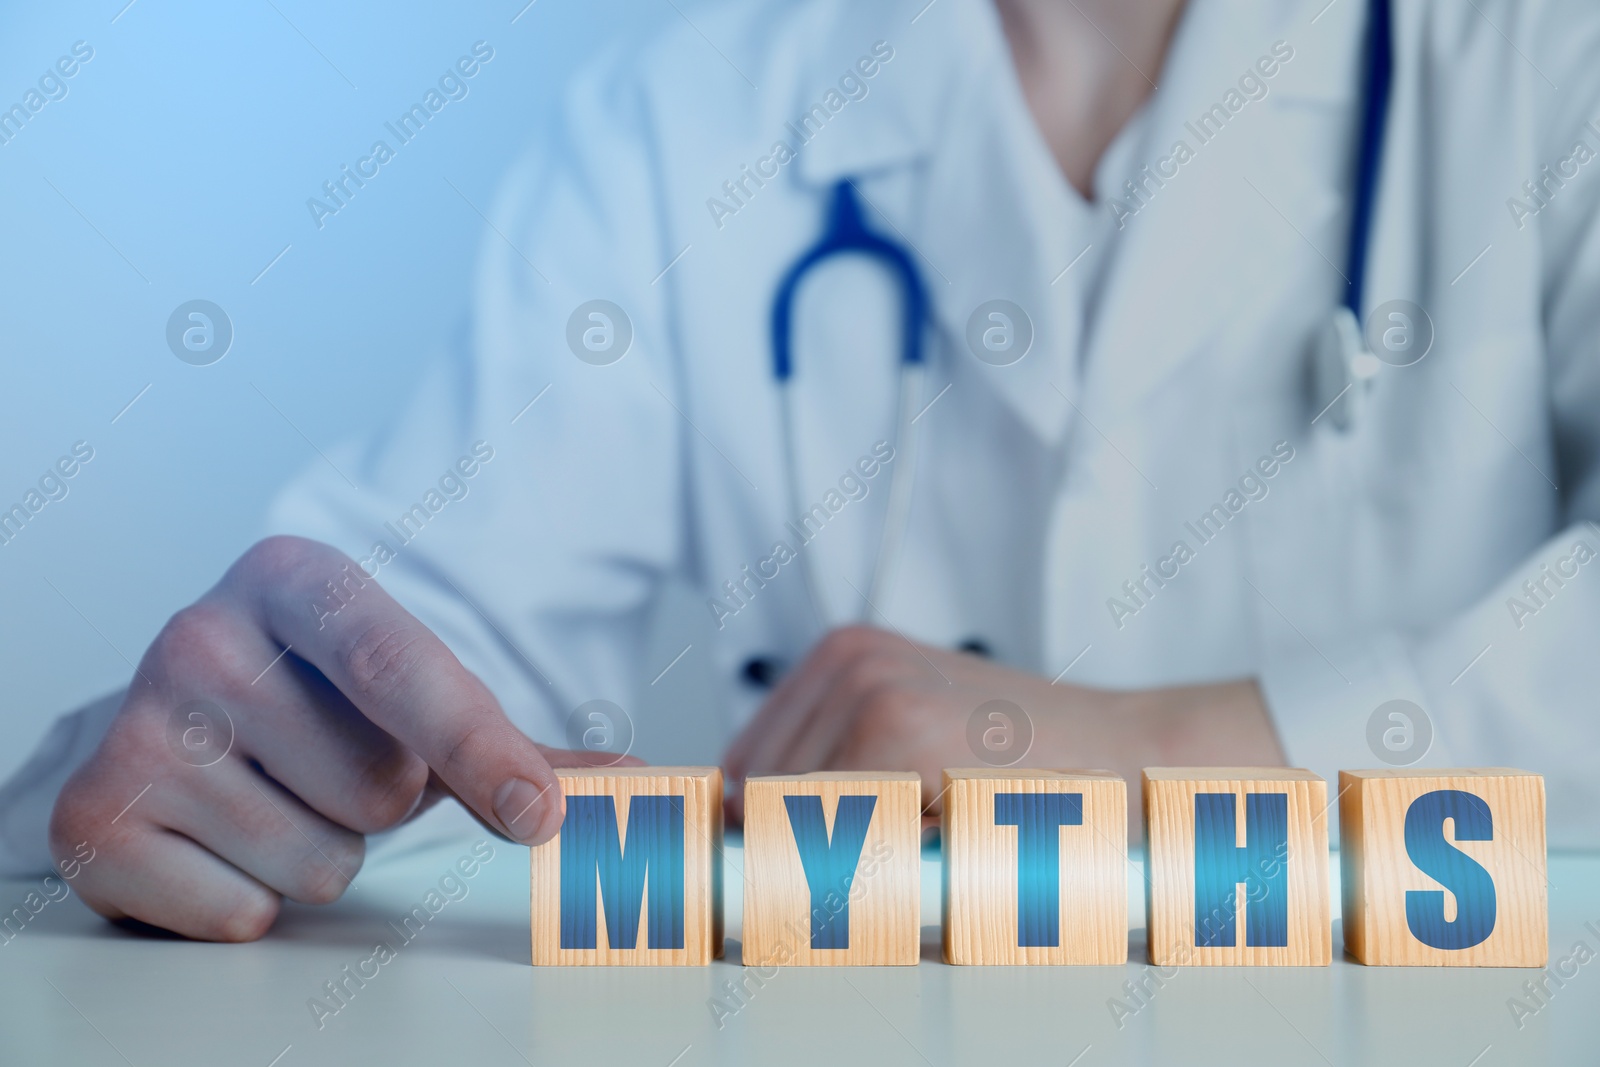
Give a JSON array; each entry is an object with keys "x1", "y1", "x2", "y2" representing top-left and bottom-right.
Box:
[{"x1": 4, "y1": 0, "x2": 1600, "y2": 869}]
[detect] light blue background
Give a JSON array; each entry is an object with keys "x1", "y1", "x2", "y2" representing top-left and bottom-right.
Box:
[{"x1": 0, "y1": 0, "x2": 721, "y2": 779}]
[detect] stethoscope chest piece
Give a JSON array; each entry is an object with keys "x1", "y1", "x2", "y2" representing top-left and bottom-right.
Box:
[
  {"x1": 1314, "y1": 307, "x2": 1381, "y2": 432},
  {"x1": 1312, "y1": 0, "x2": 1393, "y2": 435}
]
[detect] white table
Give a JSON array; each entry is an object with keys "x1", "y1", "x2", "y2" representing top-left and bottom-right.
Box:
[{"x1": 1, "y1": 811, "x2": 1594, "y2": 1067}]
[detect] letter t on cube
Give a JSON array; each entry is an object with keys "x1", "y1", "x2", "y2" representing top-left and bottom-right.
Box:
[{"x1": 942, "y1": 769, "x2": 1127, "y2": 965}]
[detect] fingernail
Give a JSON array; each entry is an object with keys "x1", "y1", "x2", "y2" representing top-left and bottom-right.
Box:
[{"x1": 493, "y1": 778, "x2": 548, "y2": 844}]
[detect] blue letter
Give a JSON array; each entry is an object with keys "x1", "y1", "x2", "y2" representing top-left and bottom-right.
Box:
[
  {"x1": 1193, "y1": 793, "x2": 1287, "y2": 947},
  {"x1": 560, "y1": 795, "x2": 685, "y2": 950},
  {"x1": 785, "y1": 794, "x2": 876, "y2": 949},
  {"x1": 1404, "y1": 789, "x2": 1496, "y2": 949},
  {"x1": 994, "y1": 793, "x2": 1083, "y2": 947}
]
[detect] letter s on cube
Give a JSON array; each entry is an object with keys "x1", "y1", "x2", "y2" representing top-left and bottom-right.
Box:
[
  {"x1": 531, "y1": 767, "x2": 723, "y2": 965},
  {"x1": 1339, "y1": 768, "x2": 1546, "y2": 966}
]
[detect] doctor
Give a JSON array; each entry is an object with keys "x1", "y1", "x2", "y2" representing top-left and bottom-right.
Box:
[{"x1": 5, "y1": 0, "x2": 1599, "y2": 940}]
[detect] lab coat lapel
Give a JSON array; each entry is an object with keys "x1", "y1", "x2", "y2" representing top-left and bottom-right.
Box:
[
  {"x1": 1081, "y1": 0, "x2": 1361, "y2": 422},
  {"x1": 796, "y1": 0, "x2": 1083, "y2": 445},
  {"x1": 910, "y1": 0, "x2": 1084, "y2": 445}
]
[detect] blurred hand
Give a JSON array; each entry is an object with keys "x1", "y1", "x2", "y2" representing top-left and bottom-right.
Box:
[
  {"x1": 49, "y1": 536, "x2": 597, "y2": 942},
  {"x1": 723, "y1": 625, "x2": 1282, "y2": 835}
]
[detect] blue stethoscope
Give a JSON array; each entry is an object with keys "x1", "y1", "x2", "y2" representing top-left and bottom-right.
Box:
[
  {"x1": 769, "y1": 179, "x2": 931, "y2": 628},
  {"x1": 766, "y1": 0, "x2": 1392, "y2": 636},
  {"x1": 1315, "y1": 0, "x2": 1394, "y2": 431}
]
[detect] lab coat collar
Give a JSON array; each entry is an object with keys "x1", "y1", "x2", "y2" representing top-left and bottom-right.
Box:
[
  {"x1": 786, "y1": 0, "x2": 1368, "y2": 441},
  {"x1": 789, "y1": 0, "x2": 962, "y2": 187},
  {"x1": 799, "y1": 0, "x2": 1097, "y2": 443},
  {"x1": 788, "y1": 0, "x2": 1358, "y2": 184}
]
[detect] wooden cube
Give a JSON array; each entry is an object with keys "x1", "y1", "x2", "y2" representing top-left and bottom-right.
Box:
[
  {"x1": 942, "y1": 769, "x2": 1127, "y2": 965},
  {"x1": 1339, "y1": 768, "x2": 1547, "y2": 967},
  {"x1": 530, "y1": 767, "x2": 723, "y2": 965},
  {"x1": 742, "y1": 772, "x2": 921, "y2": 966},
  {"x1": 1143, "y1": 768, "x2": 1330, "y2": 966}
]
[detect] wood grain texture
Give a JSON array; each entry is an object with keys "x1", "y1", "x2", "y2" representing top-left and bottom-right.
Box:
[
  {"x1": 1339, "y1": 768, "x2": 1547, "y2": 967},
  {"x1": 1143, "y1": 768, "x2": 1330, "y2": 967},
  {"x1": 942, "y1": 769, "x2": 1127, "y2": 966},
  {"x1": 530, "y1": 767, "x2": 723, "y2": 966},
  {"x1": 742, "y1": 772, "x2": 921, "y2": 966}
]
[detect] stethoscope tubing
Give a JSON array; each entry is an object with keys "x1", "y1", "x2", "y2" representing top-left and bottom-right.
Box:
[
  {"x1": 1342, "y1": 0, "x2": 1392, "y2": 319},
  {"x1": 780, "y1": 362, "x2": 923, "y2": 629},
  {"x1": 772, "y1": 181, "x2": 931, "y2": 630}
]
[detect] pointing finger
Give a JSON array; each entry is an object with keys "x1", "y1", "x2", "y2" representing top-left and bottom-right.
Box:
[{"x1": 223, "y1": 537, "x2": 564, "y2": 845}]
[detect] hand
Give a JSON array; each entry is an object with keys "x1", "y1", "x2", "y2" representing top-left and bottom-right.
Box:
[
  {"x1": 723, "y1": 626, "x2": 1284, "y2": 835},
  {"x1": 49, "y1": 536, "x2": 585, "y2": 942}
]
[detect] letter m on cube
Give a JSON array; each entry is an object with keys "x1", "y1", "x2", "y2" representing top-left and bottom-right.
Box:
[
  {"x1": 561, "y1": 795, "x2": 684, "y2": 951},
  {"x1": 531, "y1": 768, "x2": 723, "y2": 966}
]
